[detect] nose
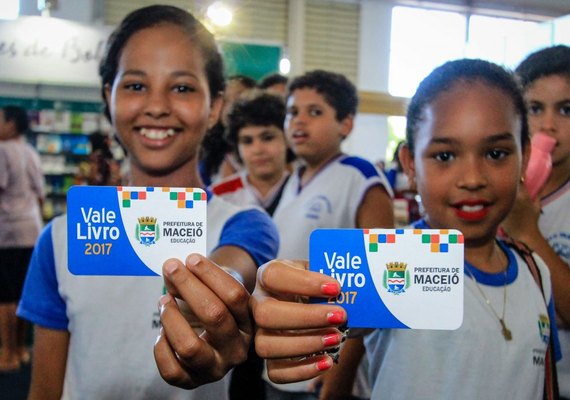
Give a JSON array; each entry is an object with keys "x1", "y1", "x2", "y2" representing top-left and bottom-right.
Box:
[
  {"x1": 538, "y1": 108, "x2": 556, "y2": 135},
  {"x1": 144, "y1": 89, "x2": 170, "y2": 118},
  {"x1": 249, "y1": 137, "x2": 264, "y2": 154},
  {"x1": 457, "y1": 156, "x2": 487, "y2": 190}
]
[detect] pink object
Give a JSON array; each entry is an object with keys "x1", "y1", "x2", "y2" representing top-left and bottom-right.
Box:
[{"x1": 525, "y1": 132, "x2": 556, "y2": 199}]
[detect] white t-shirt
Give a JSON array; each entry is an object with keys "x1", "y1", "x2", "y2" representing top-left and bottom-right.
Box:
[
  {"x1": 539, "y1": 178, "x2": 570, "y2": 397},
  {"x1": 18, "y1": 194, "x2": 279, "y2": 400}
]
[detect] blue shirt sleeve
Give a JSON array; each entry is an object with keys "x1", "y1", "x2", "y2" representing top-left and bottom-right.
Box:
[
  {"x1": 214, "y1": 208, "x2": 279, "y2": 266},
  {"x1": 17, "y1": 223, "x2": 69, "y2": 330}
]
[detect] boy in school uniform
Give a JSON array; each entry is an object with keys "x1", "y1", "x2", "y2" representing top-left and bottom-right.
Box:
[
  {"x1": 211, "y1": 90, "x2": 293, "y2": 216},
  {"x1": 266, "y1": 69, "x2": 394, "y2": 398}
]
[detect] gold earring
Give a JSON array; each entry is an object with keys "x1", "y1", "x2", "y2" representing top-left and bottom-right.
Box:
[{"x1": 520, "y1": 176, "x2": 525, "y2": 184}]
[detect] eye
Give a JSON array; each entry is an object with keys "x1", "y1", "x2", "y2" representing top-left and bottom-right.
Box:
[
  {"x1": 309, "y1": 108, "x2": 322, "y2": 117},
  {"x1": 560, "y1": 104, "x2": 570, "y2": 117},
  {"x1": 487, "y1": 149, "x2": 509, "y2": 160},
  {"x1": 238, "y1": 136, "x2": 253, "y2": 145},
  {"x1": 286, "y1": 108, "x2": 298, "y2": 117},
  {"x1": 174, "y1": 85, "x2": 196, "y2": 93},
  {"x1": 527, "y1": 103, "x2": 542, "y2": 116},
  {"x1": 124, "y1": 83, "x2": 144, "y2": 91},
  {"x1": 434, "y1": 152, "x2": 454, "y2": 162},
  {"x1": 261, "y1": 132, "x2": 277, "y2": 142}
]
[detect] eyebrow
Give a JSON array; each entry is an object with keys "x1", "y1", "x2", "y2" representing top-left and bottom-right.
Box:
[
  {"x1": 120, "y1": 70, "x2": 200, "y2": 79},
  {"x1": 428, "y1": 132, "x2": 515, "y2": 145}
]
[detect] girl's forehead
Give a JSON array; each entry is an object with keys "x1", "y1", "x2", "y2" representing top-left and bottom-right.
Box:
[{"x1": 416, "y1": 83, "x2": 520, "y2": 142}]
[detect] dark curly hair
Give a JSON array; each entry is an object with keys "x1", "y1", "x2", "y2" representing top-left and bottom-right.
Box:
[
  {"x1": 258, "y1": 73, "x2": 288, "y2": 90},
  {"x1": 515, "y1": 45, "x2": 570, "y2": 90},
  {"x1": 288, "y1": 70, "x2": 358, "y2": 121},
  {"x1": 406, "y1": 58, "x2": 529, "y2": 153},
  {"x1": 226, "y1": 90, "x2": 295, "y2": 163},
  {"x1": 99, "y1": 5, "x2": 225, "y2": 121}
]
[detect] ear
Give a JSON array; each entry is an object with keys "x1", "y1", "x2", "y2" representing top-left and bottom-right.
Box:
[
  {"x1": 339, "y1": 114, "x2": 354, "y2": 139},
  {"x1": 398, "y1": 142, "x2": 417, "y2": 190},
  {"x1": 208, "y1": 94, "x2": 224, "y2": 129},
  {"x1": 104, "y1": 84, "x2": 112, "y2": 110}
]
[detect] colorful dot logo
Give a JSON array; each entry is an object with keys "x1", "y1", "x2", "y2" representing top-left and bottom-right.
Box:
[
  {"x1": 365, "y1": 229, "x2": 405, "y2": 252},
  {"x1": 414, "y1": 229, "x2": 464, "y2": 253},
  {"x1": 118, "y1": 187, "x2": 207, "y2": 208}
]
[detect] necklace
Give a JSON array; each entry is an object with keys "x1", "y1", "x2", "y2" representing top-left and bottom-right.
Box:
[{"x1": 465, "y1": 266, "x2": 512, "y2": 341}]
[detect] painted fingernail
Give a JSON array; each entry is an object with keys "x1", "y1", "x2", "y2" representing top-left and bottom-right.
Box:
[
  {"x1": 321, "y1": 282, "x2": 340, "y2": 297},
  {"x1": 316, "y1": 358, "x2": 333, "y2": 371},
  {"x1": 322, "y1": 333, "x2": 341, "y2": 347},
  {"x1": 327, "y1": 311, "x2": 345, "y2": 325}
]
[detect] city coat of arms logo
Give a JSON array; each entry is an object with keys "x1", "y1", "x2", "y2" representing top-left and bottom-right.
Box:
[
  {"x1": 383, "y1": 261, "x2": 410, "y2": 295},
  {"x1": 136, "y1": 216, "x2": 160, "y2": 246}
]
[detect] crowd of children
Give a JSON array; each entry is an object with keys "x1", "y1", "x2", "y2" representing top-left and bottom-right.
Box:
[{"x1": 2, "y1": 4, "x2": 567, "y2": 400}]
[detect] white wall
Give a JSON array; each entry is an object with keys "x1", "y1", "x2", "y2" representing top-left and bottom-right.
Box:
[{"x1": 342, "y1": 0, "x2": 393, "y2": 164}]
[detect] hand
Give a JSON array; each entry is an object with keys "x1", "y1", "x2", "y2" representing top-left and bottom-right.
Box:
[
  {"x1": 250, "y1": 260, "x2": 347, "y2": 384},
  {"x1": 154, "y1": 254, "x2": 252, "y2": 389},
  {"x1": 501, "y1": 184, "x2": 542, "y2": 242}
]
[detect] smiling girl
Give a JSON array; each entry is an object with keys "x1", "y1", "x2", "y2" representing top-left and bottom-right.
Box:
[{"x1": 17, "y1": 6, "x2": 278, "y2": 399}]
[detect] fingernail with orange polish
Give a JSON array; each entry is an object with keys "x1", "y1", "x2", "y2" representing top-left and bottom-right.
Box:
[
  {"x1": 321, "y1": 282, "x2": 340, "y2": 297},
  {"x1": 327, "y1": 310, "x2": 345, "y2": 325},
  {"x1": 322, "y1": 333, "x2": 341, "y2": 347},
  {"x1": 317, "y1": 358, "x2": 333, "y2": 371}
]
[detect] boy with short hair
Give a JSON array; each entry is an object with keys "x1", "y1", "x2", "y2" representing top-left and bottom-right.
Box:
[
  {"x1": 502, "y1": 44, "x2": 570, "y2": 399},
  {"x1": 273, "y1": 69, "x2": 393, "y2": 260},
  {"x1": 211, "y1": 90, "x2": 293, "y2": 216},
  {"x1": 266, "y1": 69, "x2": 394, "y2": 398}
]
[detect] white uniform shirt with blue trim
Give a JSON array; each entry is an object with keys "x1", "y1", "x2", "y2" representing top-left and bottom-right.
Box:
[
  {"x1": 539, "y1": 177, "x2": 570, "y2": 397},
  {"x1": 365, "y1": 220, "x2": 560, "y2": 400},
  {"x1": 17, "y1": 194, "x2": 279, "y2": 400}
]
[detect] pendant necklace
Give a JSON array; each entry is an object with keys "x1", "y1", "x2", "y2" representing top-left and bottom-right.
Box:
[{"x1": 465, "y1": 266, "x2": 512, "y2": 341}]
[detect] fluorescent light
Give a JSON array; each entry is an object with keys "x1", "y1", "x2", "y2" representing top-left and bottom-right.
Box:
[
  {"x1": 206, "y1": 2, "x2": 233, "y2": 27},
  {"x1": 279, "y1": 57, "x2": 291, "y2": 75}
]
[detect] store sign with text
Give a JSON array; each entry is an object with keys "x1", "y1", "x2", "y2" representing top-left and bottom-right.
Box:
[{"x1": 0, "y1": 17, "x2": 112, "y2": 86}]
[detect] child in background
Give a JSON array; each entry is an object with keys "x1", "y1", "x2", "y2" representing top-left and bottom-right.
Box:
[
  {"x1": 0, "y1": 105, "x2": 44, "y2": 372},
  {"x1": 211, "y1": 90, "x2": 293, "y2": 216},
  {"x1": 211, "y1": 89, "x2": 292, "y2": 399},
  {"x1": 258, "y1": 73, "x2": 289, "y2": 97},
  {"x1": 267, "y1": 70, "x2": 394, "y2": 399},
  {"x1": 502, "y1": 44, "x2": 570, "y2": 399},
  {"x1": 17, "y1": 5, "x2": 278, "y2": 399},
  {"x1": 251, "y1": 59, "x2": 561, "y2": 399}
]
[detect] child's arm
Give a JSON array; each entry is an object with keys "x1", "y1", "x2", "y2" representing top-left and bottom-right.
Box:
[
  {"x1": 356, "y1": 184, "x2": 395, "y2": 229},
  {"x1": 251, "y1": 260, "x2": 346, "y2": 384},
  {"x1": 154, "y1": 252, "x2": 255, "y2": 389},
  {"x1": 27, "y1": 326, "x2": 69, "y2": 400},
  {"x1": 502, "y1": 187, "x2": 570, "y2": 326}
]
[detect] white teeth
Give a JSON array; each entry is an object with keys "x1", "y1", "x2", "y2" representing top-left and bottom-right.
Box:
[
  {"x1": 139, "y1": 128, "x2": 176, "y2": 139},
  {"x1": 461, "y1": 204, "x2": 484, "y2": 212}
]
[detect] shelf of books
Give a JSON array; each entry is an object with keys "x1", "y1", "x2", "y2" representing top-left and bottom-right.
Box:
[{"x1": 0, "y1": 97, "x2": 111, "y2": 221}]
